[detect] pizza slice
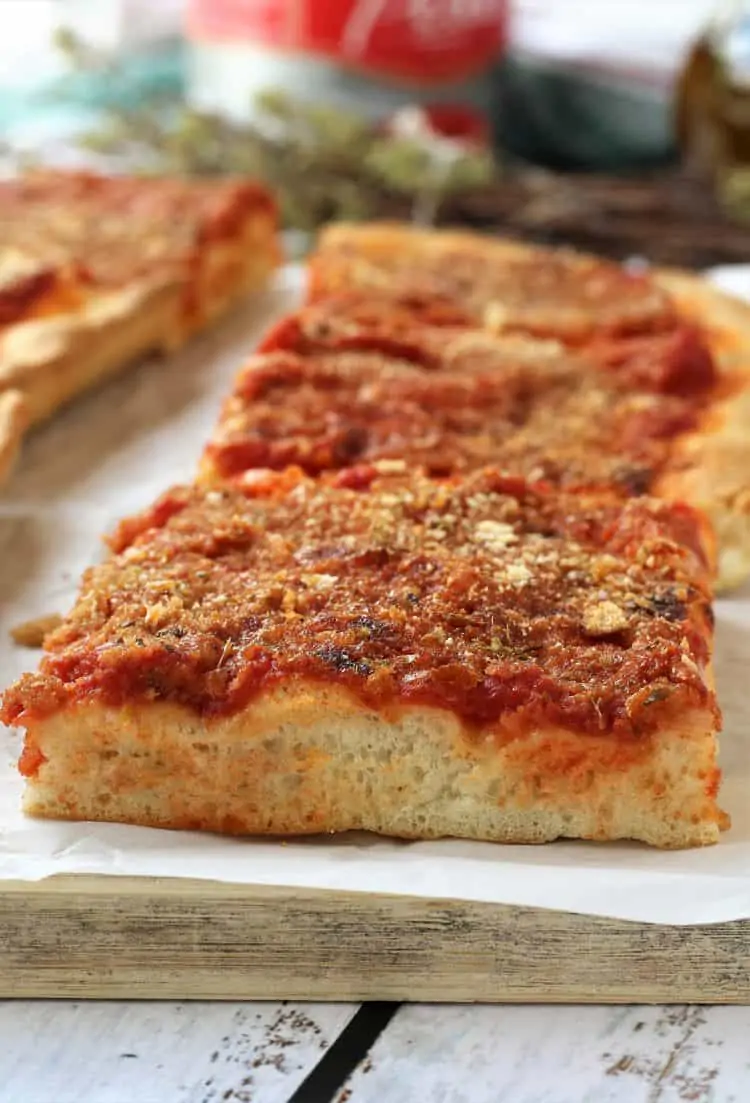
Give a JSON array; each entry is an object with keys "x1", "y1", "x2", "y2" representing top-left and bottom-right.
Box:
[
  {"x1": 1, "y1": 468, "x2": 724, "y2": 848},
  {"x1": 261, "y1": 291, "x2": 714, "y2": 396},
  {"x1": 199, "y1": 325, "x2": 701, "y2": 491},
  {"x1": 307, "y1": 229, "x2": 750, "y2": 589},
  {"x1": 199, "y1": 333, "x2": 585, "y2": 483},
  {"x1": 0, "y1": 170, "x2": 279, "y2": 481},
  {"x1": 200, "y1": 295, "x2": 750, "y2": 590},
  {"x1": 308, "y1": 223, "x2": 678, "y2": 342}
]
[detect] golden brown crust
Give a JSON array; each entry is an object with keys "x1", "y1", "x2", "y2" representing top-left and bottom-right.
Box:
[
  {"x1": 0, "y1": 277, "x2": 183, "y2": 427},
  {"x1": 653, "y1": 267, "x2": 750, "y2": 360},
  {"x1": 650, "y1": 269, "x2": 750, "y2": 589},
  {"x1": 0, "y1": 172, "x2": 279, "y2": 475},
  {"x1": 0, "y1": 221, "x2": 279, "y2": 433}
]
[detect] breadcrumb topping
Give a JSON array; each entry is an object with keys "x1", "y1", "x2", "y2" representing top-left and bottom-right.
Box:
[
  {"x1": 309, "y1": 226, "x2": 677, "y2": 342},
  {"x1": 203, "y1": 308, "x2": 714, "y2": 493},
  {"x1": 2, "y1": 469, "x2": 716, "y2": 739}
]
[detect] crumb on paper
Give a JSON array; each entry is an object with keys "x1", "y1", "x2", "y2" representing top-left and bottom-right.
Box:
[{"x1": 10, "y1": 613, "x2": 62, "y2": 648}]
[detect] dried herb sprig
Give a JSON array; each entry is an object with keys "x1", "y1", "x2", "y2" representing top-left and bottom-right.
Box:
[{"x1": 49, "y1": 26, "x2": 497, "y2": 231}]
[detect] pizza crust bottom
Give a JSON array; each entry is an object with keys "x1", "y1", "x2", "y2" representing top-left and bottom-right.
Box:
[{"x1": 20, "y1": 683, "x2": 724, "y2": 849}]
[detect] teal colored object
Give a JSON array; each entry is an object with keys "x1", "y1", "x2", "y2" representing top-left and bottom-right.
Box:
[
  {"x1": 494, "y1": 54, "x2": 677, "y2": 171},
  {"x1": 0, "y1": 40, "x2": 184, "y2": 144},
  {"x1": 46, "y1": 40, "x2": 184, "y2": 110}
]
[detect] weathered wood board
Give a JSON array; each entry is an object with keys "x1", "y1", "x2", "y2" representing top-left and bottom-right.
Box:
[
  {"x1": 1, "y1": 275, "x2": 749, "y2": 1008},
  {"x1": 0, "y1": 877, "x2": 747, "y2": 1003}
]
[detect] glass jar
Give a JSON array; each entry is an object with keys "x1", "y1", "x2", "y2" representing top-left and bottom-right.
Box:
[
  {"x1": 677, "y1": 0, "x2": 750, "y2": 219},
  {"x1": 185, "y1": 1, "x2": 508, "y2": 124}
]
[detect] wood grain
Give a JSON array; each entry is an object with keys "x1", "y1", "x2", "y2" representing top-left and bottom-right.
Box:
[
  {"x1": 0, "y1": 998, "x2": 355, "y2": 1103},
  {"x1": 338, "y1": 1004, "x2": 750, "y2": 1103},
  {"x1": 0, "y1": 876, "x2": 747, "y2": 1003}
]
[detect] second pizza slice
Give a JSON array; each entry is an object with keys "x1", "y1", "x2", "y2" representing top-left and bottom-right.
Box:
[
  {"x1": 199, "y1": 297, "x2": 725, "y2": 556},
  {"x1": 306, "y1": 226, "x2": 750, "y2": 589},
  {"x1": 0, "y1": 170, "x2": 279, "y2": 481}
]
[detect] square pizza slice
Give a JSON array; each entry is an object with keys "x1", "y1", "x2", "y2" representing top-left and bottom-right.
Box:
[
  {"x1": 1, "y1": 468, "x2": 724, "y2": 848},
  {"x1": 307, "y1": 227, "x2": 750, "y2": 590},
  {"x1": 0, "y1": 170, "x2": 279, "y2": 479},
  {"x1": 308, "y1": 223, "x2": 678, "y2": 343},
  {"x1": 199, "y1": 323, "x2": 704, "y2": 494},
  {"x1": 199, "y1": 295, "x2": 750, "y2": 591}
]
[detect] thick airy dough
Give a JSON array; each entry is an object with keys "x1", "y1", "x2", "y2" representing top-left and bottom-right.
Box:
[
  {"x1": 0, "y1": 277, "x2": 183, "y2": 426},
  {"x1": 188, "y1": 211, "x2": 281, "y2": 335},
  {"x1": 21, "y1": 681, "x2": 724, "y2": 849},
  {"x1": 652, "y1": 270, "x2": 750, "y2": 590}
]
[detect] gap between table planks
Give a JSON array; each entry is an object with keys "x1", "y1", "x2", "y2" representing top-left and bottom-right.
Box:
[
  {"x1": 0, "y1": 876, "x2": 747, "y2": 1003},
  {"x1": 337, "y1": 1004, "x2": 750, "y2": 1103},
  {"x1": 4, "y1": 1002, "x2": 749, "y2": 1103}
]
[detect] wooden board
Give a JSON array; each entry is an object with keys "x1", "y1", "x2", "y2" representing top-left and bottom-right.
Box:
[
  {"x1": 0, "y1": 876, "x2": 747, "y2": 1003},
  {"x1": 1, "y1": 275, "x2": 748, "y2": 1011}
]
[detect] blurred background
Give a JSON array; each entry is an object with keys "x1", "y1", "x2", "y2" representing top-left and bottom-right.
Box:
[{"x1": 3, "y1": 0, "x2": 750, "y2": 265}]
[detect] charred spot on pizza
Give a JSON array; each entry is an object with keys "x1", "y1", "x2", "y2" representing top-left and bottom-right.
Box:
[
  {"x1": 314, "y1": 645, "x2": 374, "y2": 678},
  {"x1": 332, "y1": 425, "x2": 369, "y2": 464},
  {"x1": 350, "y1": 615, "x2": 397, "y2": 641},
  {"x1": 614, "y1": 466, "x2": 654, "y2": 497},
  {"x1": 646, "y1": 591, "x2": 689, "y2": 623}
]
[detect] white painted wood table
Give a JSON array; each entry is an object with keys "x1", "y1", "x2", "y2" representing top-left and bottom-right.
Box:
[{"x1": 1, "y1": 1000, "x2": 748, "y2": 1102}]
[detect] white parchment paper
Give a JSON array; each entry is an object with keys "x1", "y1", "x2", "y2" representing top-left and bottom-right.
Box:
[{"x1": 1, "y1": 265, "x2": 748, "y2": 927}]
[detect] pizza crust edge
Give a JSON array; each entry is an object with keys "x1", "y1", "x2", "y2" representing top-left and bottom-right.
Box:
[
  {"x1": 0, "y1": 212, "x2": 280, "y2": 487},
  {"x1": 652, "y1": 270, "x2": 750, "y2": 591},
  {"x1": 0, "y1": 275, "x2": 183, "y2": 435}
]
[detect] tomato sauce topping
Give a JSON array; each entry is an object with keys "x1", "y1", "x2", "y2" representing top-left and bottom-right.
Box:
[
  {"x1": 0, "y1": 171, "x2": 276, "y2": 291},
  {"x1": 309, "y1": 225, "x2": 678, "y2": 342},
  {"x1": 204, "y1": 307, "x2": 715, "y2": 495},
  {"x1": 2, "y1": 470, "x2": 716, "y2": 742}
]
